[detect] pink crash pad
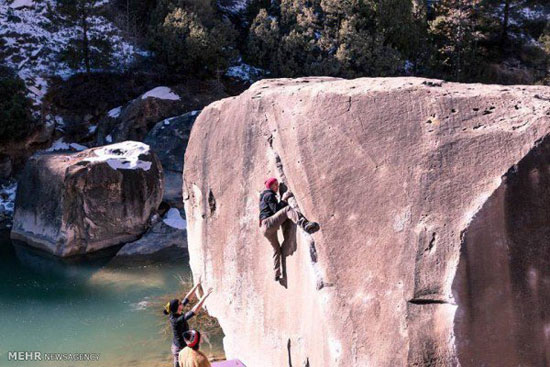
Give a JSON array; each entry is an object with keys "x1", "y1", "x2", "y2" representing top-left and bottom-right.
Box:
[{"x1": 211, "y1": 360, "x2": 246, "y2": 367}]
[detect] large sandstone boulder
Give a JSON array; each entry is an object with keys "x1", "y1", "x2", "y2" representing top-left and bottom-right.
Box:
[
  {"x1": 11, "y1": 141, "x2": 163, "y2": 257},
  {"x1": 183, "y1": 77, "x2": 550, "y2": 366},
  {"x1": 144, "y1": 111, "x2": 198, "y2": 207}
]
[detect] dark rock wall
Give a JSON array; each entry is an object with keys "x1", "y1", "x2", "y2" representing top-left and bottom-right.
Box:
[{"x1": 454, "y1": 136, "x2": 550, "y2": 367}]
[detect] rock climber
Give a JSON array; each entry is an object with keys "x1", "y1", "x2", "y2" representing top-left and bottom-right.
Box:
[
  {"x1": 259, "y1": 177, "x2": 319, "y2": 281},
  {"x1": 178, "y1": 329, "x2": 212, "y2": 367},
  {"x1": 163, "y1": 281, "x2": 213, "y2": 367}
]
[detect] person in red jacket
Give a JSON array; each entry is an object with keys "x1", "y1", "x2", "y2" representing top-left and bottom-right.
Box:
[{"x1": 259, "y1": 177, "x2": 319, "y2": 281}]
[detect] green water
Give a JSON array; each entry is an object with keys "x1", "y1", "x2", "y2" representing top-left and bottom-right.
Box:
[{"x1": 0, "y1": 234, "x2": 224, "y2": 367}]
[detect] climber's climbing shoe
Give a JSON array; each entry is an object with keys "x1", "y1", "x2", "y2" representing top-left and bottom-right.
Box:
[{"x1": 302, "y1": 221, "x2": 320, "y2": 234}]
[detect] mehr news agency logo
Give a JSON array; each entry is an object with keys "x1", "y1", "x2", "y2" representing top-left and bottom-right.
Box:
[{"x1": 8, "y1": 351, "x2": 100, "y2": 362}]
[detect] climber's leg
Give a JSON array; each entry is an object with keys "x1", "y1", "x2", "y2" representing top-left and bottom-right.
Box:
[
  {"x1": 263, "y1": 206, "x2": 300, "y2": 230},
  {"x1": 171, "y1": 344, "x2": 181, "y2": 367},
  {"x1": 262, "y1": 227, "x2": 282, "y2": 280},
  {"x1": 264, "y1": 206, "x2": 320, "y2": 234},
  {"x1": 281, "y1": 219, "x2": 297, "y2": 256}
]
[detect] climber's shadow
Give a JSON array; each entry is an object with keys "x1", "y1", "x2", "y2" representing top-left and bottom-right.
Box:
[{"x1": 278, "y1": 183, "x2": 298, "y2": 289}]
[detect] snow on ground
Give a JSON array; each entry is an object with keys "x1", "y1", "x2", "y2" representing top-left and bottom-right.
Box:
[
  {"x1": 70, "y1": 142, "x2": 87, "y2": 151},
  {"x1": 44, "y1": 138, "x2": 87, "y2": 152},
  {"x1": 488, "y1": 3, "x2": 550, "y2": 46},
  {"x1": 225, "y1": 62, "x2": 267, "y2": 83},
  {"x1": 519, "y1": 6, "x2": 547, "y2": 21},
  {"x1": 108, "y1": 106, "x2": 122, "y2": 118},
  {"x1": 163, "y1": 208, "x2": 186, "y2": 230},
  {"x1": 0, "y1": 181, "x2": 17, "y2": 218},
  {"x1": 85, "y1": 141, "x2": 152, "y2": 171},
  {"x1": 217, "y1": 0, "x2": 251, "y2": 14},
  {"x1": 0, "y1": 0, "x2": 141, "y2": 105},
  {"x1": 494, "y1": 2, "x2": 548, "y2": 26},
  {"x1": 404, "y1": 60, "x2": 414, "y2": 74},
  {"x1": 9, "y1": 0, "x2": 33, "y2": 9},
  {"x1": 141, "y1": 87, "x2": 180, "y2": 101}
]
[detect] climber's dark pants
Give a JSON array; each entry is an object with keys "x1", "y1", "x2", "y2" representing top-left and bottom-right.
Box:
[
  {"x1": 261, "y1": 206, "x2": 300, "y2": 277},
  {"x1": 171, "y1": 344, "x2": 181, "y2": 367}
]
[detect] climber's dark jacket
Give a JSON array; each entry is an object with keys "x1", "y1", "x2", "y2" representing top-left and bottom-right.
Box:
[
  {"x1": 170, "y1": 298, "x2": 194, "y2": 349},
  {"x1": 259, "y1": 189, "x2": 287, "y2": 221}
]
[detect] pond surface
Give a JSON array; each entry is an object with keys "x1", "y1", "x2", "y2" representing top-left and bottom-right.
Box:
[{"x1": 0, "y1": 233, "x2": 224, "y2": 367}]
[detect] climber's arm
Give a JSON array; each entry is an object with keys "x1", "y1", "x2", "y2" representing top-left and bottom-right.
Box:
[
  {"x1": 182, "y1": 279, "x2": 201, "y2": 304},
  {"x1": 265, "y1": 192, "x2": 284, "y2": 213},
  {"x1": 282, "y1": 191, "x2": 293, "y2": 201},
  {"x1": 191, "y1": 288, "x2": 213, "y2": 314}
]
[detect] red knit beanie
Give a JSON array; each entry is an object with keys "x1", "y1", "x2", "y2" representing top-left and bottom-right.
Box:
[{"x1": 265, "y1": 177, "x2": 278, "y2": 190}]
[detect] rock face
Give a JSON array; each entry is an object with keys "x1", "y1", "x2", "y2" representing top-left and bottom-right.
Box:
[
  {"x1": 144, "y1": 111, "x2": 198, "y2": 207},
  {"x1": 183, "y1": 77, "x2": 550, "y2": 367},
  {"x1": 11, "y1": 141, "x2": 163, "y2": 257}
]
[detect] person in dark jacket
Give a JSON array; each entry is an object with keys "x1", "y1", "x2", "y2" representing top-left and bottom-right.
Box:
[
  {"x1": 164, "y1": 282, "x2": 213, "y2": 367},
  {"x1": 259, "y1": 177, "x2": 319, "y2": 280}
]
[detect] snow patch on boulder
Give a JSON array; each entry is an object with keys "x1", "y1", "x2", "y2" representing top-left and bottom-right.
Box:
[
  {"x1": 141, "y1": 87, "x2": 180, "y2": 101},
  {"x1": 0, "y1": 181, "x2": 17, "y2": 216},
  {"x1": 108, "y1": 106, "x2": 122, "y2": 118},
  {"x1": 163, "y1": 208, "x2": 186, "y2": 230},
  {"x1": 44, "y1": 138, "x2": 87, "y2": 152},
  {"x1": 84, "y1": 141, "x2": 152, "y2": 171},
  {"x1": 10, "y1": 0, "x2": 34, "y2": 10}
]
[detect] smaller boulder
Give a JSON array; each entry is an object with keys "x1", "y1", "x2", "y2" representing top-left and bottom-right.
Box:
[
  {"x1": 11, "y1": 141, "x2": 164, "y2": 257},
  {"x1": 98, "y1": 87, "x2": 185, "y2": 144},
  {"x1": 116, "y1": 208, "x2": 187, "y2": 256},
  {"x1": 144, "y1": 111, "x2": 198, "y2": 207}
]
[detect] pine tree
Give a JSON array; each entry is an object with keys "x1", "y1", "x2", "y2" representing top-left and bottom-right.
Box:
[
  {"x1": 320, "y1": 0, "x2": 405, "y2": 77},
  {"x1": 429, "y1": 0, "x2": 483, "y2": 81},
  {"x1": 57, "y1": 0, "x2": 113, "y2": 74},
  {"x1": 276, "y1": 0, "x2": 323, "y2": 76},
  {"x1": 150, "y1": 3, "x2": 237, "y2": 76},
  {"x1": 335, "y1": 15, "x2": 401, "y2": 77},
  {"x1": 539, "y1": 23, "x2": 550, "y2": 84},
  {"x1": 541, "y1": 24, "x2": 550, "y2": 55},
  {"x1": 378, "y1": 0, "x2": 427, "y2": 65},
  {"x1": 246, "y1": 9, "x2": 281, "y2": 70},
  {"x1": 0, "y1": 66, "x2": 35, "y2": 143},
  {"x1": 245, "y1": 0, "x2": 423, "y2": 78},
  {"x1": 113, "y1": 0, "x2": 156, "y2": 37}
]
